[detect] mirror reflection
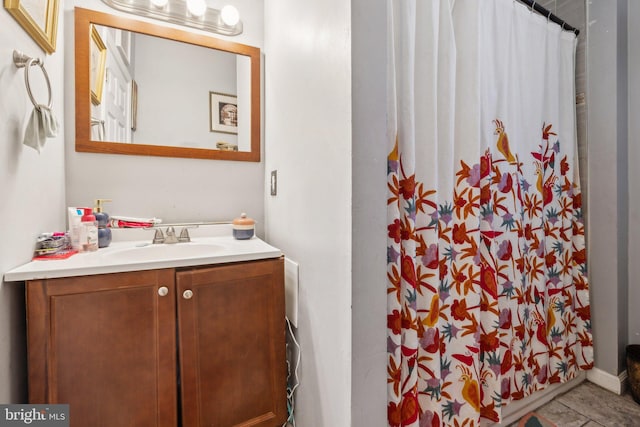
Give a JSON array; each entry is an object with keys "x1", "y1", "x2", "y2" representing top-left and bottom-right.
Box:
[
  {"x1": 90, "y1": 25, "x2": 251, "y2": 152},
  {"x1": 75, "y1": 7, "x2": 261, "y2": 161}
]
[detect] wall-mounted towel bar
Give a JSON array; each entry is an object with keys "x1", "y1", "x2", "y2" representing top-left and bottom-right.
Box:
[{"x1": 13, "y1": 50, "x2": 52, "y2": 111}]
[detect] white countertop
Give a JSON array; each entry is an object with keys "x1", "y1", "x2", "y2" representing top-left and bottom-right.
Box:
[{"x1": 4, "y1": 225, "x2": 282, "y2": 282}]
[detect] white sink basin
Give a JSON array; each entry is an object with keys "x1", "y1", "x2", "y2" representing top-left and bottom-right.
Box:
[{"x1": 104, "y1": 242, "x2": 226, "y2": 262}]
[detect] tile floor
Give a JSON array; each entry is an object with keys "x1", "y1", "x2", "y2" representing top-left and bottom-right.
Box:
[{"x1": 510, "y1": 381, "x2": 640, "y2": 426}]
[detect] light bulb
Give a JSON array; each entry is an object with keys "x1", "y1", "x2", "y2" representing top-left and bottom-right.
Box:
[
  {"x1": 150, "y1": 0, "x2": 168, "y2": 7},
  {"x1": 186, "y1": 0, "x2": 207, "y2": 17},
  {"x1": 220, "y1": 5, "x2": 239, "y2": 26}
]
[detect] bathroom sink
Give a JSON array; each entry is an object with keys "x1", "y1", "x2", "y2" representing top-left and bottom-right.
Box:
[
  {"x1": 104, "y1": 242, "x2": 226, "y2": 262},
  {"x1": 4, "y1": 224, "x2": 283, "y2": 282}
]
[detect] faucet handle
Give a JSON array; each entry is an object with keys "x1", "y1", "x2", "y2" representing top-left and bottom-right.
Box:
[
  {"x1": 164, "y1": 226, "x2": 179, "y2": 244},
  {"x1": 178, "y1": 227, "x2": 191, "y2": 243},
  {"x1": 152, "y1": 228, "x2": 165, "y2": 244}
]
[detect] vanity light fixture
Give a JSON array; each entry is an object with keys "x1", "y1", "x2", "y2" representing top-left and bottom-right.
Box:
[
  {"x1": 186, "y1": 0, "x2": 207, "y2": 17},
  {"x1": 220, "y1": 5, "x2": 239, "y2": 26},
  {"x1": 99, "y1": 0, "x2": 243, "y2": 36}
]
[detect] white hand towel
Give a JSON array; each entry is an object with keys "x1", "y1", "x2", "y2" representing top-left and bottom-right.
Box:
[{"x1": 23, "y1": 105, "x2": 59, "y2": 153}]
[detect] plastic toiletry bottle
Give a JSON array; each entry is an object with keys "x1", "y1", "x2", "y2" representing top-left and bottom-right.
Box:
[
  {"x1": 94, "y1": 199, "x2": 112, "y2": 248},
  {"x1": 67, "y1": 207, "x2": 83, "y2": 251},
  {"x1": 80, "y1": 208, "x2": 99, "y2": 252}
]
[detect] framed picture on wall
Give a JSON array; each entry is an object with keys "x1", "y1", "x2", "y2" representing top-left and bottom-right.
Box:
[
  {"x1": 209, "y1": 92, "x2": 238, "y2": 134},
  {"x1": 5, "y1": 0, "x2": 60, "y2": 54},
  {"x1": 89, "y1": 24, "x2": 107, "y2": 106}
]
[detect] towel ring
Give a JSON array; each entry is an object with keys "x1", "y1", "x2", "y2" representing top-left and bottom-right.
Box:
[{"x1": 12, "y1": 50, "x2": 52, "y2": 111}]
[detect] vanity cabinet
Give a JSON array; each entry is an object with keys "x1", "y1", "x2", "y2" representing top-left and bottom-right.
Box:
[
  {"x1": 176, "y1": 260, "x2": 287, "y2": 426},
  {"x1": 25, "y1": 258, "x2": 286, "y2": 427}
]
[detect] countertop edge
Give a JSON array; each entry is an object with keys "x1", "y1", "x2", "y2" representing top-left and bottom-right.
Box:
[
  {"x1": 4, "y1": 234, "x2": 282, "y2": 282},
  {"x1": 4, "y1": 250, "x2": 282, "y2": 282}
]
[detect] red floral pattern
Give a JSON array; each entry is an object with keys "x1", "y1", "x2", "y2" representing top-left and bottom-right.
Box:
[{"x1": 387, "y1": 121, "x2": 593, "y2": 426}]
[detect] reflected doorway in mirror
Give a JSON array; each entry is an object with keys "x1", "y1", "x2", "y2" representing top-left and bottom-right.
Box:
[{"x1": 209, "y1": 91, "x2": 238, "y2": 134}]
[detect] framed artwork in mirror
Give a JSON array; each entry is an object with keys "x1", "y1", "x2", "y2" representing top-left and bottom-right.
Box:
[
  {"x1": 89, "y1": 24, "x2": 107, "y2": 105},
  {"x1": 210, "y1": 92, "x2": 238, "y2": 134},
  {"x1": 5, "y1": 0, "x2": 59, "y2": 53}
]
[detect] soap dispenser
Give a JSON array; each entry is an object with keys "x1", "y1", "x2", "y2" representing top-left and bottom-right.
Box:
[{"x1": 94, "y1": 199, "x2": 112, "y2": 248}]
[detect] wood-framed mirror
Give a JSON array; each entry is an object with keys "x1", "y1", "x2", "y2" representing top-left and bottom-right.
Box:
[{"x1": 74, "y1": 7, "x2": 261, "y2": 161}]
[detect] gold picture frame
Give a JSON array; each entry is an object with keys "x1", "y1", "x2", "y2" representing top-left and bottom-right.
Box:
[
  {"x1": 89, "y1": 24, "x2": 107, "y2": 106},
  {"x1": 4, "y1": 0, "x2": 59, "y2": 54}
]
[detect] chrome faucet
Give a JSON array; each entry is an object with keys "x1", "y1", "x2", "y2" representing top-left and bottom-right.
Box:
[
  {"x1": 178, "y1": 227, "x2": 191, "y2": 243},
  {"x1": 164, "y1": 227, "x2": 179, "y2": 244},
  {"x1": 152, "y1": 228, "x2": 165, "y2": 244},
  {"x1": 152, "y1": 226, "x2": 191, "y2": 244}
]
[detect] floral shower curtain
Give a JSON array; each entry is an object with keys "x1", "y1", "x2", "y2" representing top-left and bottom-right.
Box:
[{"x1": 386, "y1": 1, "x2": 593, "y2": 426}]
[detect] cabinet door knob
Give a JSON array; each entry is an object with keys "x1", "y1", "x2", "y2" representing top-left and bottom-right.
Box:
[
  {"x1": 183, "y1": 289, "x2": 194, "y2": 300},
  {"x1": 158, "y1": 286, "x2": 169, "y2": 297}
]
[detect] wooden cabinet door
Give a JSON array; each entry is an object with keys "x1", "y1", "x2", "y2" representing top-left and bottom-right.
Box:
[
  {"x1": 177, "y1": 258, "x2": 287, "y2": 427},
  {"x1": 26, "y1": 269, "x2": 177, "y2": 427}
]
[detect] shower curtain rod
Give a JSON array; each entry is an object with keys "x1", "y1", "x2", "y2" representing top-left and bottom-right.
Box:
[{"x1": 517, "y1": 0, "x2": 580, "y2": 36}]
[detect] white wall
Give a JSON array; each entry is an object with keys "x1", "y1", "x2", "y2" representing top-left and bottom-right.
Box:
[
  {"x1": 264, "y1": 0, "x2": 352, "y2": 425},
  {"x1": 351, "y1": 0, "x2": 388, "y2": 425},
  {"x1": 586, "y1": 0, "x2": 629, "y2": 376},
  {"x1": 64, "y1": 0, "x2": 265, "y2": 232},
  {"x1": 627, "y1": 2, "x2": 640, "y2": 347},
  {"x1": 0, "y1": 9, "x2": 66, "y2": 402}
]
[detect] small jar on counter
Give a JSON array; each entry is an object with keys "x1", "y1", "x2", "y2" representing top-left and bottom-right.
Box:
[{"x1": 232, "y1": 213, "x2": 255, "y2": 240}]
